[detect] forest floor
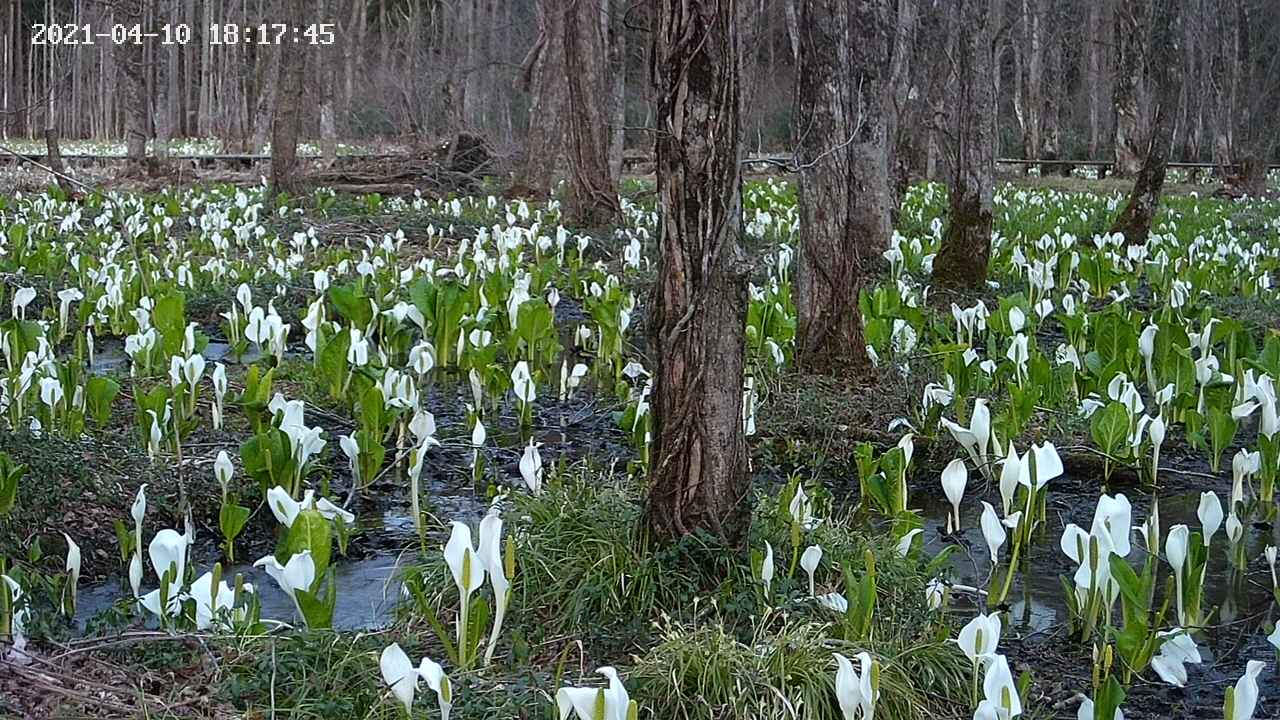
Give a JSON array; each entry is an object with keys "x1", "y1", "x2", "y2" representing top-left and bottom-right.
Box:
[{"x1": 2, "y1": 170, "x2": 1280, "y2": 719}]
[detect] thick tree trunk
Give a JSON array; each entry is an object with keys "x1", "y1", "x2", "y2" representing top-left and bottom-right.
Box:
[
  {"x1": 119, "y1": 0, "x2": 147, "y2": 170},
  {"x1": 931, "y1": 0, "x2": 995, "y2": 290},
  {"x1": 607, "y1": 0, "x2": 627, "y2": 181},
  {"x1": 645, "y1": 0, "x2": 750, "y2": 546},
  {"x1": 516, "y1": 0, "x2": 565, "y2": 197},
  {"x1": 1112, "y1": 0, "x2": 1146, "y2": 176},
  {"x1": 270, "y1": 0, "x2": 306, "y2": 198},
  {"x1": 563, "y1": 0, "x2": 620, "y2": 226},
  {"x1": 794, "y1": 0, "x2": 889, "y2": 372},
  {"x1": 1110, "y1": 0, "x2": 1182, "y2": 244}
]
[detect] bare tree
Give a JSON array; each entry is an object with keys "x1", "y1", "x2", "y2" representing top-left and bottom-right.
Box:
[
  {"x1": 1109, "y1": 0, "x2": 1181, "y2": 243},
  {"x1": 793, "y1": 0, "x2": 890, "y2": 372},
  {"x1": 270, "y1": 0, "x2": 306, "y2": 198},
  {"x1": 118, "y1": 0, "x2": 148, "y2": 170},
  {"x1": 931, "y1": 0, "x2": 997, "y2": 289},
  {"x1": 1111, "y1": 0, "x2": 1147, "y2": 176},
  {"x1": 1225, "y1": 0, "x2": 1280, "y2": 196},
  {"x1": 563, "y1": 0, "x2": 620, "y2": 226},
  {"x1": 645, "y1": 0, "x2": 750, "y2": 545},
  {"x1": 515, "y1": 0, "x2": 565, "y2": 196}
]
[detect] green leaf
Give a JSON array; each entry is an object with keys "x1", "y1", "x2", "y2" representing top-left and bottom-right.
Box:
[
  {"x1": 0, "y1": 452, "x2": 23, "y2": 516},
  {"x1": 283, "y1": 509, "x2": 333, "y2": 580},
  {"x1": 329, "y1": 284, "x2": 373, "y2": 329},
  {"x1": 1207, "y1": 407, "x2": 1238, "y2": 473},
  {"x1": 84, "y1": 376, "x2": 121, "y2": 428},
  {"x1": 219, "y1": 503, "x2": 251, "y2": 544},
  {"x1": 294, "y1": 584, "x2": 334, "y2": 629},
  {"x1": 1090, "y1": 401, "x2": 1130, "y2": 458}
]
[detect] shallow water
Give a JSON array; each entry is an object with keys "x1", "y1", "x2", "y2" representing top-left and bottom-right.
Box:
[
  {"x1": 911, "y1": 471, "x2": 1280, "y2": 704},
  {"x1": 74, "y1": 551, "x2": 411, "y2": 631}
]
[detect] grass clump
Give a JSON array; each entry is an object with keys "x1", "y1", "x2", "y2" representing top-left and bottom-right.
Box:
[
  {"x1": 403, "y1": 466, "x2": 726, "y2": 656},
  {"x1": 631, "y1": 610, "x2": 967, "y2": 720},
  {"x1": 397, "y1": 465, "x2": 969, "y2": 719}
]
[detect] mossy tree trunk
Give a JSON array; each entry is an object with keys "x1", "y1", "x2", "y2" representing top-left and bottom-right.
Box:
[
  {"x1": 644, "y1": 0, "x2": 750, "y2": 546},
  {"x1": 793, "y1": 0, "x2": 890, "y2": 372},
  {"x1": 931, "y1": 0, "x2": 996, "y2": 290},
  {"x1": 1110, "y1": 0, "x2": 1182, "y2": 244},
  {"x1": 563, "y1": 0, "x2": 620, "y2": 227}
]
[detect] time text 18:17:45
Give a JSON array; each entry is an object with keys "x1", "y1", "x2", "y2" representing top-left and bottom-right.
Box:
[{"x1": 31, "y1": 23, "x2": 337, "y2": 46}]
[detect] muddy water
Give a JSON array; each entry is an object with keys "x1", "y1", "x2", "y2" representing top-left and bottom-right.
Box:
[{"x1": 71, "y1": 369, "x2": 630, "y2": 632}]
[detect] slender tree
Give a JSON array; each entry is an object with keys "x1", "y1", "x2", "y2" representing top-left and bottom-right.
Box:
[
  {"x1": 793, "y1": 0, "x2": 890, "y2": 371},
  {"x1": 644, "y1": 0, "x2": 750, "y2": 545},
  {"x1": 931, "y1": 0, "x2": 996, "y2": 289},
  {"x1": 563, "y1": 0, "x2": 620, "y2": 226},
  {"x1": 1109, "y1": 0, "x2": 1182, "y2": 244}
]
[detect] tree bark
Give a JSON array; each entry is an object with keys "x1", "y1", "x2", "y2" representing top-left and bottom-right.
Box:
[
  {"x1": 270, "y1": 0, "x2": 307, "y2": 198},
  {"x1": 119, "y1": 0, "x2": 147, "y2": 171},
  {"x1": 1225, "y1": 0, "x2": 1280, "y2": 197},
  {"x1": 886, "y1": 0, "x2": 916, "y2": 220},
  {"x1": 1086, "y1": 0, "x2": 1103, "y2": 158},
  {"x1": 1110, "y1": 0, "x2": 1182, "y2": 243},
  {"x1": 645, "y1": 0, "x2": 750, "y2": 546},
  {"x1": 1015, "y1": 0, "x2": 1046, "y2": 164},
  {"x1": 931, "y1": 0, "x2": 996, "y2": 290},
  {"x1": 1111, "y1": 0, "x2": 1146, "y2": 176},
  {"x1": 563, "y1": 0, "x2": 620, "y2": 226},
  {"x1": 516, "y1": 0, "x2": 565, "y2": 197},
  {"x1": 250, "y1": 41, "x2": 279, "y2": 153},
  {"x1": 607, "y1": 0, "x2": 627, "y2": 181},
  {"x1": 794, "y1": 0, "x2": 890, "y2": 373},
  {"x1": 319, "y1": 0, "x2": 338, "y2": 165}
]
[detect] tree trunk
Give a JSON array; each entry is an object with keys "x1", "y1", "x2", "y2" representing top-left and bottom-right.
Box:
[
  {"x1": 794, "y1": 0, "x2": 890, "y2": 372},
  {"x1": 516, "y1": 0, "x2": 565, "y2": 197},
  {"x1": 931, "y1": 0, "x2": 996, "y2": 289},
  {"x1": 607, "y1": 0, "x2": 627, "y2": 181},
  {"x1": 886, "y1": 0, "x2": 915, "y2": 221},
  {"x1": 250, "y1": 44, "x2": 279, "y2": 153},
  {"x1": 119, "y1": 0, "x2": 147, "y2": 170},
  {"x1": 154, "y1": 0, "x2": 178, "y2": 165},
  {"x1": 645, "y1": 0, "x2": 750, "y2": 546},
  {"x1": 319, "y1": 0, "x2": 338, "y2": 165},
  {"x1": 44, "y1": 127, "x2": 73, "y2": 195},
  {"x1": 270, "y1": 0, "x2": 306, "y2": 198},
  {"x1": 1112, "y1": 0, "x2": 1146, "y2": 176},
  {"x1": 1086, "y1": 0, "x2": 1103, "y2": 158},
  {"x1": 1039, "y1": 12, "x2": 1064, "y2": 174},
  {"x1": 563, "y1": 0, "x2": 619, "y2": 226},
  {"x1": 1109, "y1": 0, "x2": 1182, "y2": 243},
  {"x1": 1015, "y1": 0, "x2": 1046, "y2": 164}
]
